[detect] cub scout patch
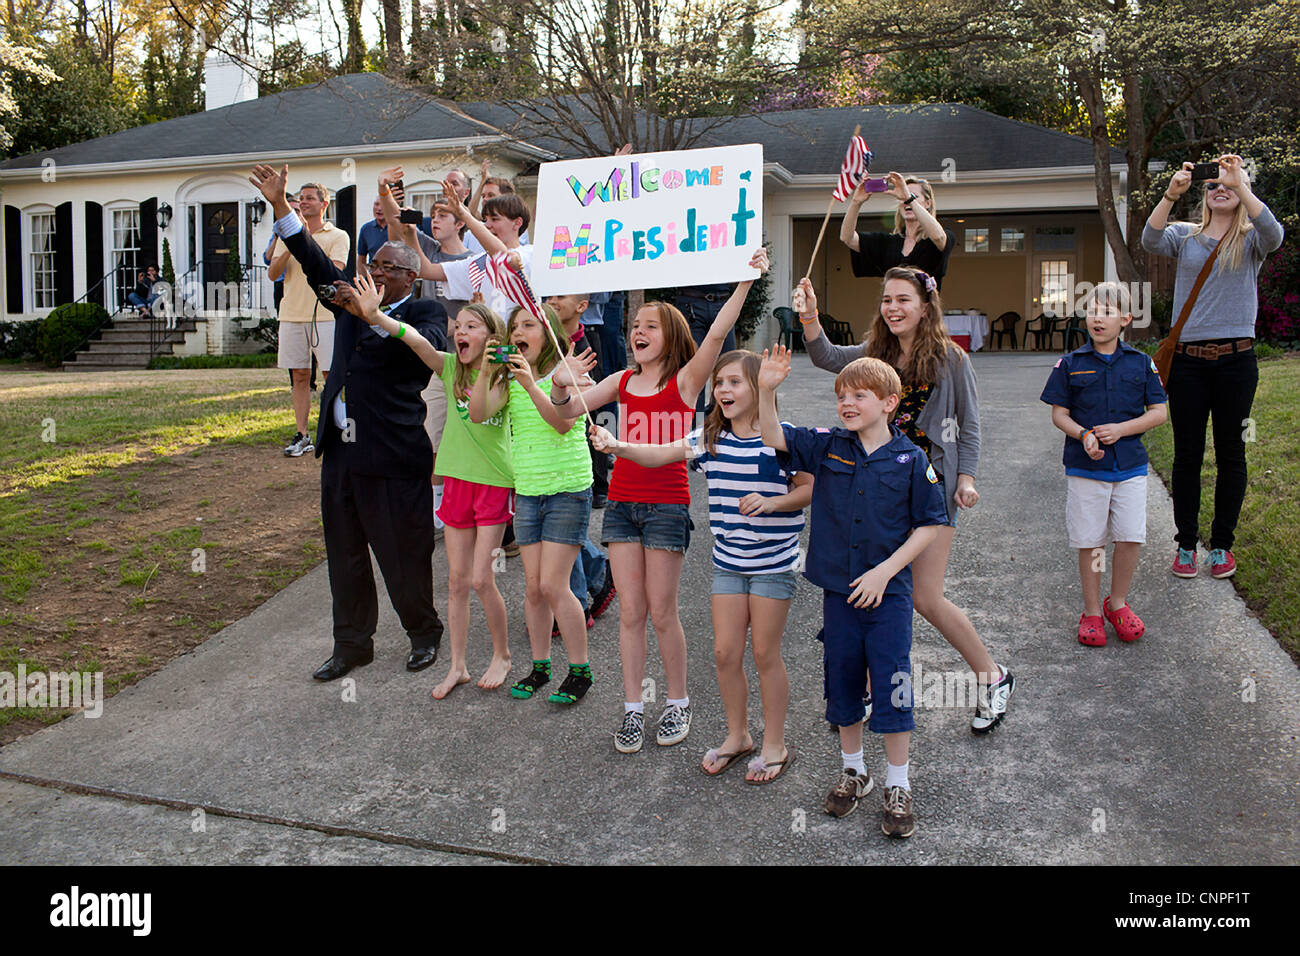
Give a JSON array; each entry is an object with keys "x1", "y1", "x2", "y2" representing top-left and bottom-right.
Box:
[
  {"x1": 895, "y1": 453, "x2": 911, "y2": 464},
  {"x1": 926, "y1": 464, "x2": 939, "y2": 484},
  {"x1": 1150, "y1": 358, "x2": 1159, "y2": 373}
]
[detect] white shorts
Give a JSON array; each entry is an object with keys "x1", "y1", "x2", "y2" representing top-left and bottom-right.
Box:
[
  {"x1": 1066, "y1": 474, "x2": 1147, "y2": 549},
  {"x1": 278, "y1": 320, "x2": 335, "y2": 371},
  {"x1": 423, "y1": 378, "x2": 448, "y2": 457}
]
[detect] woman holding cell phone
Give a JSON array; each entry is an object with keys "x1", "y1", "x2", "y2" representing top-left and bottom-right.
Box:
[
  {"x1": 1143, "y1": 154, "x2": 1284, "y2": 581},
  {"x1": 839, "y1": 172, "x2": 956, "y2": 290}
]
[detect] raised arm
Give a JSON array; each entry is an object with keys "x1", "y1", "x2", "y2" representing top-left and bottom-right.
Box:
[
  {"x1": 887, "y1": 172, "x2": 945, "y2": 248},
  {"x1": 342, "y1": 270, "x2": 445, "y2": 374},
  {"x1": 793, "y1": 277, "x2": 868, "y2": 373},
  {"x1": 442, "y1": 179, "x2": 506, "y2": 257},
  {"x1": 551, "y1": 360, "x2": 618, "y2": 420},
  {"x1": 467, "y1": 344, "x2": 509, "y2": 423},
  {"x1": 757, "y1": 345, "x2": 792, "y2": 452},
  {"x1": 678, "y1": 247, "x2": 769, "y2": 402},
  {"x1": 839, "y1": 182, "x2": 869, "y2": 252}
]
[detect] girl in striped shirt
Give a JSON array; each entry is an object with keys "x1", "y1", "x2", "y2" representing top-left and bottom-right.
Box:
[{"x1": 590, "y1": 350, "x2": 811, "y2": 783}]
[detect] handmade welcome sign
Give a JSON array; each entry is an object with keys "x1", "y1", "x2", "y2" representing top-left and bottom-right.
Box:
[{"x1": 530, "y1": 144, "x2": 764, "y2": 296}]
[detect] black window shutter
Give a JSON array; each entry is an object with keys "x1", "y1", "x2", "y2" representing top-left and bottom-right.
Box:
[
  {"x1": 4, "y1": 206, "x2": 21, "y2": 314},
  {"x1": 138, "y1": 198, "x2": 158, "y2": 268},
  {"x1": 54, "y1": 202, "x2": 73, "y2": 305},
  {"x1": 335, "y1": 185, "x2": 356, "y2": 279},
  {"x1": 85, "y1": 201, "x2": 104, "y2": 307}
]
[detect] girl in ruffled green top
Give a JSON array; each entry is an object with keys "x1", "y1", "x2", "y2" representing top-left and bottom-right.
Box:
[{"x1": 469, "y1": 304, "x2": 598, "y2": 705}]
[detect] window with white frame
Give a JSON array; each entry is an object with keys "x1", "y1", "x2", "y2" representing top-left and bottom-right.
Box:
[
  {"x1": 29, "y1": 212, "x2": 56, "y2": 310},
  {"x1": 407, "y1": 187, "x2": 439, "y2": 219},
  {"x1": 111, "y1": 208, "x2": 142, "y2": 309}
]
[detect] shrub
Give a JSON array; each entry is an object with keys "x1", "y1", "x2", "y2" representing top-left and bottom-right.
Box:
[
  {"x1": 1257, "y1": 241, "x2": 1300, "y2": 346},
  {"x1": 147, "y1": 353, "x2": 278, "y2": 370},
  {"x1": 37, "y1": 303, "x2": 111, "y2": 367},
  {"x1": 0, "y1": 318, "x2": 44, "y2": 360},
  {"x1": 237, "y1": 315, "x2": 278, "y2": 353}
]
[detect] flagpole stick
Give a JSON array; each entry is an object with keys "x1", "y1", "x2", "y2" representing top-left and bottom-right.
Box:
[
  {"x1": 802, "y1": 195, "x2": 837, "y2": 282},
  {"x1": 509, "y1": 256, "x2": 597, "y2": 427}
]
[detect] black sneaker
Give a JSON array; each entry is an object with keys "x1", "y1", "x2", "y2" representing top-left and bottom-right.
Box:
[
  {"x1": 590, "y1": 573, "x2": 616, "y2": 620},
  {"x1": 614, "y1": 710, "x2": 645, "y2": 753},
  {"x1": 656, "y1": 702, "x2": 691, "y2": 746},
  {"x1": 971, "y1": 667, "x2": 1015, "y2": 735}
]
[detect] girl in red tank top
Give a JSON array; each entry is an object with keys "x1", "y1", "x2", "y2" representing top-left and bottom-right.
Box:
[{"x1": 550, "y1": 248, "x2": 769, "y2": 753}]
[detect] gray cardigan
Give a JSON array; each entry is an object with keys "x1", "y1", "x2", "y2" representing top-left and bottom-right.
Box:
[{"x1": 804, "y1": 333, "x2": 981, "y2": 521}]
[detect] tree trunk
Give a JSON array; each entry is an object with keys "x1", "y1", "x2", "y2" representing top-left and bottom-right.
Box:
[
  {"x1": 1121, "y1": 66, "x2": 1148, "y2": 282},
  {"x1": 383, "y1": 0, "x2": 404, "y2": 72},
  {"x1": 344, "y1": 0, "x2": 365, "y2": 72},
  {"x1": 1073, "y1": 65, "x2": 1141, "y2": 283}
]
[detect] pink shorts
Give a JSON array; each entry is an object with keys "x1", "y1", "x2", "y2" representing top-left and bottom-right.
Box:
[{"x1": 437, "y1": 476, "x2": 514, "y2": 529}]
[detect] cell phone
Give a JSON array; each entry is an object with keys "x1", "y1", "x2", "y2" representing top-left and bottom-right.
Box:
[
  {"x1": 1190, "y1": 163, "x2": 1221, "y2": 182},
  {"x1": 399, "y1": 208, "x2": 424, "y2": 225},
  {"x1": 391, "y1": 178, "x2": 405, "y2": 200},
  {"x1": 862, "y1": 177, "x2": 890, "y2": 192},
  {"x1": 488, "y1": 345, "x2": 518, "y2": 363}
]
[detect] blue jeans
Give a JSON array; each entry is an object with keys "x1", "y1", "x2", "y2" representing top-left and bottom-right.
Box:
[{"x1": 568, "y1": 536, "x2": 607, "y2": 611}]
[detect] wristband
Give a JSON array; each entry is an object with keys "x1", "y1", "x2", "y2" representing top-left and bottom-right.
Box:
[
  {"x1": 798, "y1": 313, "x2": 819, "y2": 325},
  {"x1": 1080, "y1": 427, "x2": 1094, "y2": 442},
  {"x1": 395, "y1": 322, "x2": 405, "y2": 338},
  {"x1": 378, "y1": 185, "x2": 390, "y2": 196},
  {"x1": 903, "y1": 196, "x2": 916, "y2": 206},
  {"x1": 1163, "y1": 192, "x2": 1178, "y2": 203},
  {"x1": 550, "y1": 391, "x2": 571, "y2": 405}
]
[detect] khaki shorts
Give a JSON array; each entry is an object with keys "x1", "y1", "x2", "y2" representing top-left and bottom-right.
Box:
[
  {"x1": 278, "y1": 320, "x2": 334, "y2": 371},
  {"x1": 1066, "y1": 474, "x2": 1147, "y2": 549},
  {"x1": 423, "y1": 378, "x2": 448, "y2": 455}
]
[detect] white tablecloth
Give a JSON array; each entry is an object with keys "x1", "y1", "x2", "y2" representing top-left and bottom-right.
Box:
[{"x1": 944, "y1": 312, "x2": 988, "y2": 351}]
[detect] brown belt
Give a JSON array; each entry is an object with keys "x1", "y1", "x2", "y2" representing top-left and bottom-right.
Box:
[{"x1": 1175, "y1": 338, "x2": 1254, "y2": 360}]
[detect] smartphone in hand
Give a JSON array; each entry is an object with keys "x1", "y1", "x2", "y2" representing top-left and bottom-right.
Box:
[{"x1": 1190, "y1": 163, "x2": 1222, "y2": 182}]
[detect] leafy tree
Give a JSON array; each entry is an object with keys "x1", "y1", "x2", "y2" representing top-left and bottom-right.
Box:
[
  {"x1": 0, "y1": 25, "x2": 57, "y2": 153},
  {"x1": 803, "y1": 0, "x2": 1300, "y2": 282}
]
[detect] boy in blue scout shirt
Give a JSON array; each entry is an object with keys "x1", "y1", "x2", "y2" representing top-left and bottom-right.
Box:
[
  {"x1": 758, "y1": 345, "x2": 949, "y2": 839},
  {"x1": 1040, "y1": 283, "x2": 1168, "y2": 647}
]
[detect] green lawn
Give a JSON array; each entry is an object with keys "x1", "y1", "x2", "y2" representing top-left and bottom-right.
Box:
[
  {"x1": 1145, "y1": 355, "x2": 1300, "y2": 663},
  {"x1": 0, "y1": 368, "x2": 320, "y2": 734}
]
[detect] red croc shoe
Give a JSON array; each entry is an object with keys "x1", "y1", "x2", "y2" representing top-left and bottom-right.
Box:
[
  {"x1": 1077, "y1": 613, "x2": 1106, "y2": 647},
  {"x1": 1104, "y1": 596, "x2": 1146, "y2": 643}
]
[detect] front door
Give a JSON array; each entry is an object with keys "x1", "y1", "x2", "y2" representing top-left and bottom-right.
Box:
[{"x1": 201, "y1": 203, "x2": 239, "y2": 288}]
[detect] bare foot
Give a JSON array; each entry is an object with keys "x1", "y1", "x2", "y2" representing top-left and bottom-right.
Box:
[
  {"x1": 477, "y1": 655, "x2": 512, "y2": 690},
  {"x1": 701, "y1": 734, "x2": 755, "y2": 775},
  {"x1": 432, "y1": 668, "x2": 472, "y2": 699},
  {"x1": 744, "y1": 747, "x2": 791, "y2": 783}
]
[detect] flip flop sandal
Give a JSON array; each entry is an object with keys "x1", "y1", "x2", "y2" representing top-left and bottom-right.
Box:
[
  {"x1": 744, "y1": 749, "x2": 795, "y2": 786},
  {"x1": 701, "y1": 745, "x2": 755, "y2": 776}
]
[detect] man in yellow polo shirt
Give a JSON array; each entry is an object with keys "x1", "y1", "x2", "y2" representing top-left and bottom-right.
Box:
[{"x1": 268, "y1": 182, "x2": 351, "y2": 456}]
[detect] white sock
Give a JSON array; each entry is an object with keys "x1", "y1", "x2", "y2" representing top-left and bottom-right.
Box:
[
  {"x1": 885, "y1": 761, "x2": 910, "y2": 790},
  {"x1": 625, "y1": 701, "x2": 644, "y2": 715},
  {"x1": 841, "y1": 749, "x2": 865, "y2": 774},
  {"x1": 433, "y1": 484, "x2": 445, "y2": 530},
  {"x1": 666, "y1": 696, "x2": 690, "y2": 709}
]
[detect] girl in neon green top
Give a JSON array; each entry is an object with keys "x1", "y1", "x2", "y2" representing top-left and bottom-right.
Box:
[
  {"x1": 344, "y1": 273, "x2": 513, "y2": 700},
  {"x1": 469, "y1": 304, "x2": 599, "y2": 704}
]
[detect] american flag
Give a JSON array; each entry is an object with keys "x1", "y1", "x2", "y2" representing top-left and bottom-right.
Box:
[
  {"x1": 485, "y1": 252, "x2": 544, "y2": 321},
  {"x1": 832, "y1": 135, "x2": 874, "y2": 202},
  {"x1": 466, "y1": 255, "x2": 489, "y2": 291}
]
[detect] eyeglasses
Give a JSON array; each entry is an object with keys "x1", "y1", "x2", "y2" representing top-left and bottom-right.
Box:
[{"x1": 1205, "y1": 182, "x2": 1232, "y2": 192}]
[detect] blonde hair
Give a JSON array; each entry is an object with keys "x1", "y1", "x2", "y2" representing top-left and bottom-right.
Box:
[
  {"x1": 506, "y1": 304, "x2": 566, "y2": 378},
  {"x1": 702, "y1": 350, "x2": 763, "y2": 456},
  {"x1": 892, "y1": 177, "x2": 937, "y2": 235},
  {"x1": 1190, "y1": 186, "x2": 1253, "y2": 273},
  {"x1": 1079, "y1": 282, "x2": 1131, "y2": 316},
  {"x1": 452, "y1": 303, "x2": 507, "y2": 401},
  {"x1": 835, "y1": 356, "x2": 902, "y2": 402},
  {"x1": 863, "y1": 266, "x2": 960, "y2": 388}
]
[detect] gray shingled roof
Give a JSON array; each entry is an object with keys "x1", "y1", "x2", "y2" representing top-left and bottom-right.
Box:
[
  {"x1": 458, "y1": 101, "x2": 1122, "y2": 173},
  {"x1": 3, "y1": 72, "x2": 1121, "y2": 174},
  {"x1": 1, "y1": 73, "x2": 508, "y2": 170}
]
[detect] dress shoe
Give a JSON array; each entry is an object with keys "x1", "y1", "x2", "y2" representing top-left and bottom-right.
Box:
[
  {"x1": 312, "y1": 651, "x2": 373, "y2": 682},
  {"x1": 406, "y1": 645, "x2": 439, "y2": 671}
]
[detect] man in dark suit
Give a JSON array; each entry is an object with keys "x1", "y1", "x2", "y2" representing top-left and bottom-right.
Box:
[{"x1": 251, "y1": 163, "x2": 445, "y2": 681}]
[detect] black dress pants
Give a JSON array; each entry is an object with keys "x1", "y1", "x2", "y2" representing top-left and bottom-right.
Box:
[
  {"x1": 320, "y1": 451, "x2": 443, "y2": 658},
  {"x1": 1166, "y1": 346, "x2": 1258, "y2": 551}
]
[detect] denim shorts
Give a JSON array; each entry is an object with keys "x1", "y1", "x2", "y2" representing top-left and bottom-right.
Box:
[
  {"x1": 513, "y1": 488, "x2": 592, "y2": 547},
  {"x1": 601, "y1": 500, "x2": 692, "y2": 553},
  {"x1": 711, "y1": 568, "x2": 798, "y2": 600}
]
